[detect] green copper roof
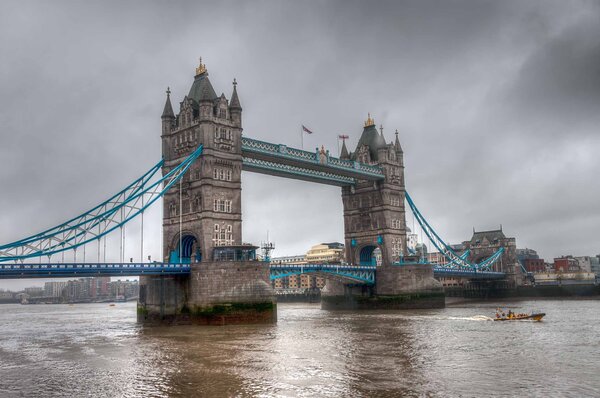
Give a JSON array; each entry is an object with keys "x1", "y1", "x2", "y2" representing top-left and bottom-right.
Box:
[{"x1": 188, "y1": 72, "x2": 217, "y2": 103}]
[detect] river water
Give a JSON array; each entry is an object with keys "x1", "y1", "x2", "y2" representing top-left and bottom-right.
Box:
[{"x1": 0, "y1": 300, "x2": 599, "y2": 397}]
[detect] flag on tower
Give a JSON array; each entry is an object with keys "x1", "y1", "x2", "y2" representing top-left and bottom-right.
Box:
[{"x1": 302, "y1": 125, "x2": 314, "y2": 134}]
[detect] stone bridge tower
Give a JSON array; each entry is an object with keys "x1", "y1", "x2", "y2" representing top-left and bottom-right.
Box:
[
  {"x1": 160, "y1": 59, "x2": 243, "y2": 263},
  {"x1": 341, "y1": 115, "x2": 407, "y2": 266},
  {"x1": 138, "y1": 60, "x2": 275, "y2": 324},
  {"x1": 323, "y1": 115, "x2": 443, "y2": 309}
]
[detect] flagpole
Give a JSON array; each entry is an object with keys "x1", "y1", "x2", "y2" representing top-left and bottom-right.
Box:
[
  {"x1": 301, "y1": 125, "x2": 303, "y2": 150},
  {"x1": 337, "y1": 136, "x2": 340, "y2": 157}
]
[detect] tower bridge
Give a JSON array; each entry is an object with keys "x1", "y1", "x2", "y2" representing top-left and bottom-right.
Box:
[{"x1": 0, "y1": 60, "x2": 519, "y2": 324}]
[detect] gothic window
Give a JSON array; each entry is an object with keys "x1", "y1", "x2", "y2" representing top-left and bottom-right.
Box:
[
  {"x1": 213, "y1": 199, "x2": 232, "y2": 213},
  {"x1": 193, "y1": 195, "x2": 201, "y2": 212},
  {"x1": 390, "y1": 195, "x2": 400, "y2": 206},
  {"x1": 212, "y1": 224, "x2": 233, "y2": 246},
  {"x1": 219, "y1": 108, "x2": 226, "y2": 119},
  {"x1": 182, "y1": 199, "x2": 190, "y2": 214},
  {"x1": 213, "y1": 167, "x2": 232, "y2": 181},
  {"x1": 169, "y1": 203, "x2": 177, "y2": 217},
  {"x1": 391, "y1": 219, "x2": 401, "y2": 229}
]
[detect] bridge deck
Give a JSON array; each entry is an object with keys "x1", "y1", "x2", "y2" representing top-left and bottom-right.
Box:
[
  {"x1": 0, "y1": 263, "x2": 191, "y2": 279},
  {"x1": 0, "y1": 263, "x2": 507, "y2": 281}
]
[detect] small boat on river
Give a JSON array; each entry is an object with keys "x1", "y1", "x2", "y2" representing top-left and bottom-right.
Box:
[{"x1": 494, "y1": 308, "x2": 545, "y2": 322}]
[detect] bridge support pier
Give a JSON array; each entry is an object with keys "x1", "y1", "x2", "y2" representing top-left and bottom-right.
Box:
[
  {"x1": 137, "y1": 261, "x2": 276, "y2": 325},
  {"x1": 322, "y1": 263, "x2": 444, "y2": 310}
]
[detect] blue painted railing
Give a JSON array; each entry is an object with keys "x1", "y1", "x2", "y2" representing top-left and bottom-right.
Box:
[
  {"x1": 0, "y1": 263, "x2": 191, "y2": 279},
  {"x1": 241, "y1": 137, "x2": 385, "y2": 183},
  {"x1": 433, "y1": 267, "x2": 506, "y2": 280},
  {"x1": 269, "y1": 263, "x2": 377, "y2": 284}
]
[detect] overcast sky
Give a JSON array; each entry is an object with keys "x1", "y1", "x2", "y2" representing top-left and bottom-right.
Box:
[{"x1": 1, "y1": 0, "x2": 599, "y2": 289}]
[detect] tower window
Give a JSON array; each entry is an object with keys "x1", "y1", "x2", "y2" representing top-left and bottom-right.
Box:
[
  {"x1": 213, "y1": 168, "x2": 232, "y2": 181},
  {"x1": 213, "y1": 224, "x2": 233, "y2": 246},
  {"x1": 213, "y1": 199, "x2": 232, "y2": 213}
]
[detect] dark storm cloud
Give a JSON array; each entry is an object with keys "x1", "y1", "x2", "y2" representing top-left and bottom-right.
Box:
[{"x1": 1, "y1": 0, "x2": 598, "y2": 289}]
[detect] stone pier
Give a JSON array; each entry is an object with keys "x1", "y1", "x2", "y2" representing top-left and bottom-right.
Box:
[
  {"x1": 321, "y1": 263, "x2": 444, "y2": 310},
  {"x1": 138, "y1": 261, "x2": 276, "y2": 325}
]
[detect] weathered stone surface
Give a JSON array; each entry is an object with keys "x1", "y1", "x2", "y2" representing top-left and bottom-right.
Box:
[
  {"x1": 138, "y1": 261, "x2": 276, "y2": 325},
  {"x1": 321, "y1": 278, "x2": 444, "y2": 310},
  {"x1": 376, "y1": 264, "x2": 443, "y2": 296}
]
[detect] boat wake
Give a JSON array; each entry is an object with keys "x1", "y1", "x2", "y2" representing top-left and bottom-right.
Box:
[{"x1": 448, "y1": 315, "x2": 494, "y2": 321}]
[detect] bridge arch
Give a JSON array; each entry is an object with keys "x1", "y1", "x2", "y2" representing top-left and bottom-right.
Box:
[
  {"x1": 169, "y1": 232, "x2": 202, "y2": 264},
  {"x1": 269, "y1": 265, "x2": 375, "y2": 285},
  {"x1": 358, "y1": 245, "x2": 382, "y2": 267}
]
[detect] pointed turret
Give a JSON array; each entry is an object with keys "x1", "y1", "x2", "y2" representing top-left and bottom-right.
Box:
[
  {"x1": 161, "y1": 87, "x2": 175, "y2": 136},
  {"x1": 161, "y1": 87, "x2": 175, "y2": 119},
  {"x1": 340, "y1": 139, "x2": 349, "y2": 159},
  {"x1": 379, "y1": 124, "x2": 386, "y2": 145},
  {"x1": 229, "y1": 78, "x2": 242, "y2": 127},
  {"x1": 394, "y1": 129, "x2": 403, "y2": 154},
  {"x1": 230, "y1": 78, "x2": 242, "y2": 110}
]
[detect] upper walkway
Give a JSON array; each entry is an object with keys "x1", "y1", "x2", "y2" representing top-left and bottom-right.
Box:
[{"x1": 241, "y1": 137, "x2": 385, "y2": 186}]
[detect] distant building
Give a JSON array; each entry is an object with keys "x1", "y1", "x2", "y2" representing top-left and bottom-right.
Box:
[
  {"x1": 271, "y1": 242, "x2": 345, "y2": 291},
  {"x1": 44, "y1": 281, "x2": 68, "y2": 297},
  {"x1": 406, "y1": 227, "x2": 418, "y2": 254},
  {"x1": 523, "y1": 258, "x2": 546, "y2": 273},
  {"x1": 305, "y1": 242, "x2": 345, "y2": 264},
  {"x1": 516, "y1": 248, "x2": 546, "y2": 273},
  {"x1": 553, "y1": 257, "x2": 579, "y2": 272},
  {"x1": 23, "y1": 287, "x2": 44, "y2": 297},
  {"x1": 463, "y1": 227, "x2": 522, "y2": 285},
  {"x1": 590, "y1": 255, "x2": 600, "y2": 277},
  {"x1": 574, "y1": 256, "x2": 592, "y2": 273}
]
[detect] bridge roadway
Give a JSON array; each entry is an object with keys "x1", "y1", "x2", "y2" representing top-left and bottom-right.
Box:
[{"x1": 0, "y1": 262, "x2": 506, "y2": 281}]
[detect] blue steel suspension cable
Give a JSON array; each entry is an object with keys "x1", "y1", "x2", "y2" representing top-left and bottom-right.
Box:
[
  {"x1": 405, "y1": 191, "x2": 504, "y2": 271},
  {"x1": 0, "y1": 161, "x2": 162, "y2": 249},
  {"x1": 0, "y1": 145, "x2": 203, "y2": 262}
]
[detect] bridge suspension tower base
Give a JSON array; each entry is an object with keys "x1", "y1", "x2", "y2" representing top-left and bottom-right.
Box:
[
  {"x1": 137, "y1": 261, "x2": 276, "y2": 325},
  {"x1": 321, "y1": 262, "x2": 444, "y2": 310}
]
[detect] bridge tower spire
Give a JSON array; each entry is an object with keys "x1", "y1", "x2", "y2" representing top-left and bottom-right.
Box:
[
  {"x1": 161, "y1": 87, "x2": 175, "y2": 136},
  {"x1": 229, "y1": 78, "x2": 242, "y2": 126}
]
